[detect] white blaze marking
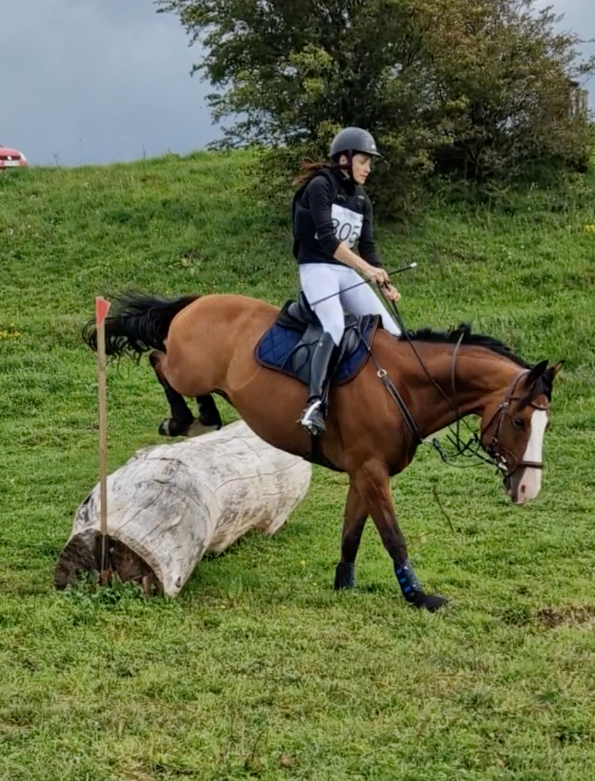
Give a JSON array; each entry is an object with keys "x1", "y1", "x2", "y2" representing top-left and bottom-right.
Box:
[{"x1": 517, "y1": 409, "x2": 548, "y2": 502}]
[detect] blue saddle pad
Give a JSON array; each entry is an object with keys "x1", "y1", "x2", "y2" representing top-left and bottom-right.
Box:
[{"x1": 255, "y1": 312, "x2": 378, "y2": 387}]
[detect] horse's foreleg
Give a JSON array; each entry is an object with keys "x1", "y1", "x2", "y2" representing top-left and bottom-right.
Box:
[
  {"x1": 149, "y1": 350, "x2": 195, "y2": 437},
  {"x1": 334, "y1": 482, "x2": 368, "y2": 590},
  {"x1": 353, "y1": 460, "x2": 448, "y2": 612}
]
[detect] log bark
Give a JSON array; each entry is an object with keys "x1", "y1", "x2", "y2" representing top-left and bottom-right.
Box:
[{"x1": 55, "y1": 421, "x2": 312, "y2": 596}]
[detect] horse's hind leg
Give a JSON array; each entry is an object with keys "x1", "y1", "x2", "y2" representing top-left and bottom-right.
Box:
[
  {"x1": 149, "y1": 350, "x2": 195, "y2": 437},
  {"x1": 187, "y1": 395, "x2": 223, "y2": 436},
  {"x1": 334, "y1": 481, "x2": 368, "y2": 590},
  {"x1": 150, "y1": 351, "x2": 222, "y2": 437},
  {"x1": 196, "y1": 395, "x2": 222, "y2": 429}
]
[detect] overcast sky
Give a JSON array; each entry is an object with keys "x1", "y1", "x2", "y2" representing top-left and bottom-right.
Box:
[{"x1": 1, "y1": 0, "x2": 593, "y2": 167}]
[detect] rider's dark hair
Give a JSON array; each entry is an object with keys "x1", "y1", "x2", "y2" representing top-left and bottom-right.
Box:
[
  {"x1": 292, "y1": 159, "x2": 333, "y2": 189},
  {"x1": 293, "y1": 147, "x2": 356, "y2": 189}
]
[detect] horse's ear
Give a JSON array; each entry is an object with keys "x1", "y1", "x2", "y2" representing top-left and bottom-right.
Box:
[
  {"x1": 524, "y1": 359, "x2": 549, "y2": 387},
  {"x1": 548, "y1": 360, "x2": 565, "y2": 379}
]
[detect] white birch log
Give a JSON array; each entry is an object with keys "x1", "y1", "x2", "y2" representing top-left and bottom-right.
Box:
[{"x1": 55, "y1": 420, "x2": 312, "y2": 596}]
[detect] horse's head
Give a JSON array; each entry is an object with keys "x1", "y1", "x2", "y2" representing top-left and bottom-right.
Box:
[{"x1": 480, "y1": 360, "x2": 563, "y2": 505}]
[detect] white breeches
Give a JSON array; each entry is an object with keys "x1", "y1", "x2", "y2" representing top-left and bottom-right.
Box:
[{"x1": 299, "y1": 262, "x2": 402, "y2": 346}]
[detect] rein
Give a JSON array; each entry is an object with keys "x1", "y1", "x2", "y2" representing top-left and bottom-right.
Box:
[
  {"x1": 383, "y1": 300, "x2": 496, "y2": 468},
  {"x1": 369, "y1": 299, "x2": 544, "y2": 477},
  {"x1": 310, "y1": 269, "x2": 545, "y2": 477}
]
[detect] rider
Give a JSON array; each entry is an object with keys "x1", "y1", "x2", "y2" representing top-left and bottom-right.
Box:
[{"x1": 292, "y1": 126, "x2": 402, "y2": 437}]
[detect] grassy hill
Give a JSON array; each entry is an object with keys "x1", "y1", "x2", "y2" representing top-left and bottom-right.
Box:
[{"x1": 1, "y1": 151, "x2": 595, "y2": 780}]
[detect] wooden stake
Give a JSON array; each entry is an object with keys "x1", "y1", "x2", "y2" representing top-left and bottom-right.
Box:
[{"x1": 95, "y1": 297, "x2": 111, "y2": 578}]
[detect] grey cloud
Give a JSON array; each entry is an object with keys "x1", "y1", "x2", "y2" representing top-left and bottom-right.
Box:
[
  {"x1": 536, "y1": 0, "x2": 595, "y2": 72},
  {"x1": 1, "y1": 0, "x2": 592, "y2": 167},
  {"x1": 1, "y1": 0, "x2": 217, "y2": 165}
]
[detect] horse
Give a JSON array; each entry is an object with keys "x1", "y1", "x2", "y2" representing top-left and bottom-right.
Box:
[{"x1": 83, "y1": 291, "x2": 562, "y2": 611}]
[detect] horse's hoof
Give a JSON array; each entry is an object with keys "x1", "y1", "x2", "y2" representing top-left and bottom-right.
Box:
[
  {"x1": 158, "y1": 418, "x2": 191, "y2": 437},
  {"x1": 159, "y1": 418, "x2": 194, "y2": 437},
  {"x1": 158, "y1": 419, "x2": 172, "y2": 436},
  {"x1": 334, "y1": 562, "x2": 355, "y2": 590},
  {"x1": 422, "y1": 594, "x2": 449, "y2": 612},
  {"x1": 408, "y1": 592, "x2": 448, "y2": 612}
]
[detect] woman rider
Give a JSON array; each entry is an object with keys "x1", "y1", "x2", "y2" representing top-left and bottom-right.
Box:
[{"x1": 292, "y1": 127, "x2": 402, "y2": 437}]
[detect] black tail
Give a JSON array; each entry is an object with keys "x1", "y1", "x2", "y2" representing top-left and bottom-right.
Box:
[{"x1": 82, "y1": 292, "x2": 199, "y2": 357}]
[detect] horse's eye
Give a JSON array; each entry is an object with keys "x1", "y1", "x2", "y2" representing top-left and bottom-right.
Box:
[{"x1": 513, "y1": 417, "x2": 526, "y2": 429}]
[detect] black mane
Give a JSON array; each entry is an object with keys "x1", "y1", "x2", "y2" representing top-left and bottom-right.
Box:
[{"x1": 399, "y1": 323, "x2": 530, "y2": 369}]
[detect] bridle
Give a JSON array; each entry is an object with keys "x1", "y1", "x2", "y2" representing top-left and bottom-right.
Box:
[
  {"x1": 362, "y1": 303, "x2": 550, "y2": 479},
  {"x1": 480, "y1": 372, "x2": 549, "y2": 477}
]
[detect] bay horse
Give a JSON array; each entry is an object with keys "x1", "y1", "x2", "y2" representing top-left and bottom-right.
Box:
[{"x1": 83, "y1": 292, "x2": 562, "y2": 611}]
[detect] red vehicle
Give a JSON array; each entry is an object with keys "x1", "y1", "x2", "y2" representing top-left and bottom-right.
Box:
[{"x1": 0, "y1": 145, "x2": 27, "y2": 169}]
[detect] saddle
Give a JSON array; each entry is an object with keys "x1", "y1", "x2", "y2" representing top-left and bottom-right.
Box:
[{"x1": 254, "y1": 292, "x2": 380, "y2": 387}]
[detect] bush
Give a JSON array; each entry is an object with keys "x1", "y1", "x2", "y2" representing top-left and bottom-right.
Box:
[{"x1": 158, "y1": 0, "x2": 594, "y2": 217}]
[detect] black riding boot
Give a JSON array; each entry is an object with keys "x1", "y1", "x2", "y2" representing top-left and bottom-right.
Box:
[{"x1": 299, "y1": 331, "x2": 336, "y2": 437}]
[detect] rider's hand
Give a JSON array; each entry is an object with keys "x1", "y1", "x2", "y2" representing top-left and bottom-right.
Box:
[
  {"x1": 363, "y1": 263, "x2": 390, "y2": 286},
  {"x1": 381, "y1": 283, "x2": 401, "y2": 303}
]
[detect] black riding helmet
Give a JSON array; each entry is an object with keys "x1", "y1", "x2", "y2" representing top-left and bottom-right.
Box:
[{"x1": 330, "y1": 127, "x2": 382, "y2": 162}]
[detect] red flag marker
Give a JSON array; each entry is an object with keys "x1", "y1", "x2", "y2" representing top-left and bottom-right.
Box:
[
  {"x1": 95, "y1": 297, "x2": 111, "y2": 579},
  {"x1": 95, "y1": 296, "x2": 111, "y2": 328}
]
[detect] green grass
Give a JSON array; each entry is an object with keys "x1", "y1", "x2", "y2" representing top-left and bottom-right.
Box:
[{"x1": 1, "y1": 150, "x2": 595, "y2": 780}]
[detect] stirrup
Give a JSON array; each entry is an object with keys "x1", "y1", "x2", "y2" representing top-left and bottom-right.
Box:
[{"x1": 299, "y1": 398, "x2": 326, "y2": 436}]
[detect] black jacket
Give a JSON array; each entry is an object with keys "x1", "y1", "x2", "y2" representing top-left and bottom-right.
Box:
[{"x1": 292, "y1": 168, "x2": 382, "y2": 267}]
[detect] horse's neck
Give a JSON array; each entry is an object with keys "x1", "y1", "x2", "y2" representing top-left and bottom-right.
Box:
[{"x1": 409, "y1": 346, "x2": 522, "y2": 439}]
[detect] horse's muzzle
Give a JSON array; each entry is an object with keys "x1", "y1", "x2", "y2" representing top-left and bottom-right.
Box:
[{"x1": 504, "y1": 465, "x2": 543, "y2": 505}]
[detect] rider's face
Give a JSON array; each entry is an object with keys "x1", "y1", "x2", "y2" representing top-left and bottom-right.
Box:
[{"x1": 351, "y1": 154, "x2": 372, "y2": 185}]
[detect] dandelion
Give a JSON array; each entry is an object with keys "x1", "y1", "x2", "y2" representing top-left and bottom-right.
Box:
[{"x1": 0, "y1": 328, "x2": 21, "y2": 341}]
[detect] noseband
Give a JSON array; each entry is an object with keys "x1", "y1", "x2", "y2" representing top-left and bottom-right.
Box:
[{"x1": 482, "y1": 372, "x2": 548, "y2": 477}]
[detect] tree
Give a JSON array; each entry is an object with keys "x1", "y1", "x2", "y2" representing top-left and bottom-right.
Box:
[{"x1": 157, "y1": 0, "x2": 594, "y2": 214}]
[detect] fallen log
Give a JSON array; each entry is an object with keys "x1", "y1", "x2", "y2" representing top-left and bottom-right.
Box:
[{"x1": 55, "y1": 420, "x2": 312, "y2": 596}]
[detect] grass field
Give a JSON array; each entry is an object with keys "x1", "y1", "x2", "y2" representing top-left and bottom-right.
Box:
[{"x1": 1, "y1": 151, "x2": 595, "y2": 780}]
